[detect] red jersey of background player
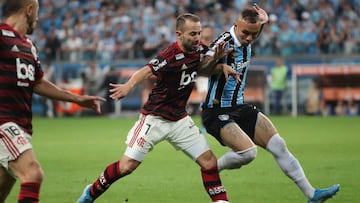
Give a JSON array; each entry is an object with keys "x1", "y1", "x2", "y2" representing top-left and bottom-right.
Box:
[
  {"x1": 0, "y1": 23, "x2": 44, "y2": 135},
  {"x1": 142, "y1": 41, "x2": 208, "y2": 121}
]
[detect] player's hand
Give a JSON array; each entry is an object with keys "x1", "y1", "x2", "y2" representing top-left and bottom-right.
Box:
[
  {"x1": 222, "y1": 64, "x2": 241, "y2": 83},
  {"x1": 77, "y1": 95, "x2": 106, "y2": 114},
  {"x1": 253, "y1": 3, "x2": 268, "y2": 24},
  {"x1": 109, "y1": 83, "x2": 131, "y2": 100},
  {"x1": 213, "y1": 41, "x2": 233, "y2": 61}
]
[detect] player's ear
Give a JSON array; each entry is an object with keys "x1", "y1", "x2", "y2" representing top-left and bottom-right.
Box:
[
  {"x1": 25, "y1": 3, "x2": 34, "y2": 17},
  {"x1": 175, "y1": 30, "x2": 182, "y2": 38}
]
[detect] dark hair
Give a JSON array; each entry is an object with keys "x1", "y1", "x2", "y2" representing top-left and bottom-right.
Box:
[
  {"x1": 176, "y1": 13, "x2": 200, "y2": 31},
  {"x1": 241, "y1": 6, "x2": 260, "y2": 24},
  {"x1": 2, "y1": 0, "x2": 33, "y2": 18}
]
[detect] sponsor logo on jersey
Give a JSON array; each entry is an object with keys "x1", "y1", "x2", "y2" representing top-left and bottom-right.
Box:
[
  {"x1": 175, "y1": 53, "x2": 184, "y2": 60},
  {"x1": 236, "y1": 61, "x2": 250, "y2": 70},
  {"x1": 16, "y1": 58, "x2": 35, "y2": 87},
  {"x1": 137, "y1": 137, "x2": 146, "y2": 147},
  {"x1": 1, "y1": 30, "x2": 15, "y2": 37},
  {"x1": 11, "y1": 45, "x2": 20, "y2": 52},
  {"x1": 218, "y1": 114, "x2": 229, "y2": 121},
  {"x1": 209, "y1": 32, "x2": 232, "y2": 50},
  {"x1": 150, "y1": 58, "x2": 167, "y2": 71},
  {"x1": 208, "y1": 186, "x2": 226, "y2": 195},
  {"x1": 178, "y1": 70, "x2": 197, "y2": 90},
  {"x1": 181, "y1": 64, "x2": 188, "y2": 70}
]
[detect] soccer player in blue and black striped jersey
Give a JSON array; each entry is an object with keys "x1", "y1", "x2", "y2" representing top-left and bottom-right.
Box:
[
  {"x1": 0, "y1": 0, "x2": 105, "y2": 202},
  {"x1": 201, "y1": 4, "x2": 340, "y2": 203}
]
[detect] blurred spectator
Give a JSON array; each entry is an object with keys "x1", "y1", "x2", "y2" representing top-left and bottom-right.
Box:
[
  {"x1": 97, "y1": 30, "x2": 115, "y2": 61},
  {"x1": 133, "y1": 31, "x2": 146, "y2": 59},
  {"x1": 98, "y1": 67, "x2": 119, "y2": 114},
  {"x1": 81, "y1": 61, "x2": 104, "y2": 96},
  {"x1": 346, "y1": 97, "x2": 359, "y2": 116},
  {"x1": 334, "y1": 98, "x2": 346, "y2": 116},
  {"x1": 44, "y1": 27, "x2": 61, "y2": 61},
  {"x1": 143, "y1": 27, "x2": 162, "y2": 59},
  {"x1": 317, "y1": 19, "x2": 331, "y2": 54},
  {"x1": 305, "y1": 78, "x2": 323, "y2": 116},
  {"x1": 41, "y1": 61, "x2": 56, "y2": 118},
  {"x1": 82, "y1": 32, "x2": 99, "y2": 61},
  {"x1": 256, "y1": 23, "x2": 275, "y2": 56},
  {"x1": 10, "y1": 0, "x2": 360, "y2": 63},
  {"x1": 62, "y1": 32, "x2": 83, "y2": 62},
  {"x1": 269, "y1": 58, "x2": 288, "y2": 115}
]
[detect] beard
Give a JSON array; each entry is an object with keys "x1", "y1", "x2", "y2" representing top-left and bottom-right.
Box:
[
  {"x1": 183, "y1": 40, "x2": 199, "y2": 52},
  {"x1": 26, "y1": 16, "x2": 36, "y2": 35}
]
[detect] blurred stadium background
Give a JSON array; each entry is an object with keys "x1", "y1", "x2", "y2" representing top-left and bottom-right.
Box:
[{"x1": 1, "y1": 0, "x2": 359, "y2": 117}]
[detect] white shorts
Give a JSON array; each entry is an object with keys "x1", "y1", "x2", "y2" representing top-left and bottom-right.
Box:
[
  {"x1": 0, "y1": 122, "x2": 32, "y2": 170},
  {"x1": 195, "y1": 76, "x2": 209, "y2": 93},
  {"x1": 125, "y1": 114, "x2": 210, "y2": 162}
]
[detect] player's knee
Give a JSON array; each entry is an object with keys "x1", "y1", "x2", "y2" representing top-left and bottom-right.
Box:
[
  {"x1": 232, "y1": 146, "x2": 257, "y2": 168},
  {"x1": 197, "y1": 150, "x2": 218, "y2": 170},
  {"x1": 21, "y1": 160, "x2": 44, "y2": 183},
  {"x1": 266, "y1": 134, "x2": 288, "y2": 157}
]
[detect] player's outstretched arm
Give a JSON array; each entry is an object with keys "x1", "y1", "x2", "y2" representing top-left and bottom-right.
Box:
[
  {"x1": 199, "y1": 41, "x2": 233, "y2": 75},
  {"x1": 109, "y1": 65, "x2": 153, "y2": 100},
  {"x1": 253, "y1": 3, "x2": 269, "y2": 24},
  {"x1": 34, "y1": 78, "x2": 106, "y2": 114}
]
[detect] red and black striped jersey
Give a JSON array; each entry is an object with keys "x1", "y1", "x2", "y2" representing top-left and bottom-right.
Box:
[
  {"x1": 0, "y1": 23, "x2": 44, "y2": 135},
  {"x1": 141, "y1": 41, "x2": 208, "y2": 121}
]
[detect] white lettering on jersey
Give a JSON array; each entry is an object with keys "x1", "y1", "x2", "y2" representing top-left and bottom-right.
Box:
[
  {"x1": 235, "y1": 61, "x2": 250, "y2": 71},
  {"x1": 150, "y1": 58, "x2": 167, "y2": 71},
  {"x1": 16, "y1": 58, "x2": 35, "y2": 82},
  {"x1": 179, "y1": 71, "x2": 197, "y2": 89}
]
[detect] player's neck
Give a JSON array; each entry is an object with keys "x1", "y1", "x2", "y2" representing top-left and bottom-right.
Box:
[{"x1": 4, "y1": 15, "x2": 27, "y2": 36}]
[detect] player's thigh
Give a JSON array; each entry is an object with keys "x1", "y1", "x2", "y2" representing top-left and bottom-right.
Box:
[
  {"x1": 168, "y1": 116, "x2": 210, "y2": 160},
  {"x1": 0, "y1": 167, "x2": 16, "y2": 202},
  {"x1": 253, "y1": 112, "x2": 278, "y2": 148},
  {"x1": 9, "y1": 149, "x2": 43, "y2": 183},
  {"x1": 0, "y1": 122, "x2": 41, "y2": 182},
  {"x1": 220, "y1": 122, "x2": 255, "y2": 151}
]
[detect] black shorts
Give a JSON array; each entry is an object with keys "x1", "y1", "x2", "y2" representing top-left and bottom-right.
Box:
[{"x1": 201, "y1": 104, "x2": 259, "y2": 146}]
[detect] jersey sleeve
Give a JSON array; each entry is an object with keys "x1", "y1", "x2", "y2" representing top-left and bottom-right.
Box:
[
  {"x1": 147, "y1": 55, "x2": 168, "y2": 75},
  {"x1": 205, "y1": 31, "x2": 232, "y2": 57}
]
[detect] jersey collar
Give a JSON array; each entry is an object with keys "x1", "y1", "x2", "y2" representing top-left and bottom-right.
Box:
[{"x1": 230, "y1": 25, "x2": 242, "y2": 47}]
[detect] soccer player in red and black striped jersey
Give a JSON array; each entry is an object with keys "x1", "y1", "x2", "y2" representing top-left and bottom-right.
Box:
[
  {"x1": 0, "y1": 1, "x2": 105, "y2": 202},
  {"x1": 77, "y1": 13, "x2": 238, "y2": 203}
]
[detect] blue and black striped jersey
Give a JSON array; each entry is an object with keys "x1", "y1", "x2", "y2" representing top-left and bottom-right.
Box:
[{"x1": 203, "y1": 26, "x2": 252, "y2": 108}]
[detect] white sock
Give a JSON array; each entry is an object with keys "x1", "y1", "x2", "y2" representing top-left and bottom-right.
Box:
[
  {"x1": 218, "y1": 146, "x2": 257, "y2": 171},
  {"x1": 266, "y1": 134, "x2": 315, "y2": 199}
]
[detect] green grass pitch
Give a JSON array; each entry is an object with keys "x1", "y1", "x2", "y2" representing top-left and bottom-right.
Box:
[{"x1": 7, "y1": 115, "x2": 360, "y2": 202}]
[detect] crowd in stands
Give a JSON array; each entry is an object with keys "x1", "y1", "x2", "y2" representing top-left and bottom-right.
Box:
[{"x1": 1, "y1": 0, "x2": 359, "y2": 62}]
